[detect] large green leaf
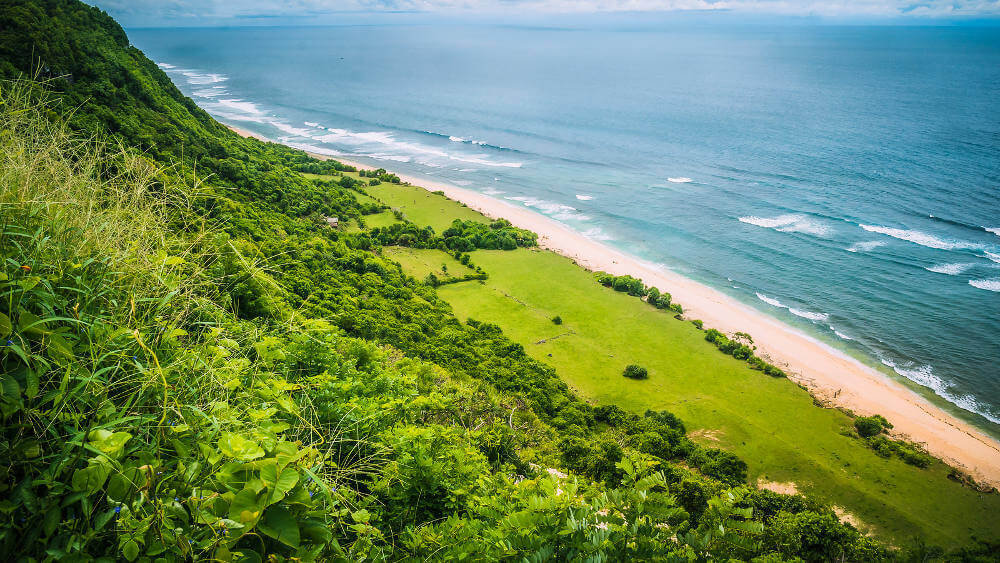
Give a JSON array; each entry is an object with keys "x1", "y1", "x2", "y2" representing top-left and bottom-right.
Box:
[
  {"x1": 260, "y1": 460, "x2": 299, "y2": 504},
  {"x1": 89, "y1": 429, "x2": 133, "y2": 457},
  {"x1": 258, "y1": 504, "x2": 300, "y2": 548},
  {"x1": 0, "y1": 312, "x2": 11, "y2": 338},
  {"x1": 228, "y1": 487, "x2": 265, "y2": 525},
  {"x1": 218, "y1": 432, "x2": 265, "y2": 461},
  {"x1": 71, "y1": 459, "x2": 112, "y2": 495}
]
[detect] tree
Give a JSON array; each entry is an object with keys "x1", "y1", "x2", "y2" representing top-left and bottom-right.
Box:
[{"x1": 623, "y1": 364, "x2": 649, "y2": 380}]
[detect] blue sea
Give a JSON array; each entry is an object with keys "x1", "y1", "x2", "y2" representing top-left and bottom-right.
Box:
[{"x1": 130, "y1": 24, "x2": 1000, "y2": 432}]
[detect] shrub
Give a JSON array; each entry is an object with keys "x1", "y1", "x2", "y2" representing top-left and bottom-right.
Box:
[
  {"x1": 854, "y1": 415, "x2": 889, "y2": 438},
  {"x1": 623, "y1": 364, "x2": 649, "y2": 380},
  {"x1": 552, "y1": 315, "x2": 563, "y2": 325},
  {"x1": 691, "y1": 319, "x2": 704, "y2": 329}
]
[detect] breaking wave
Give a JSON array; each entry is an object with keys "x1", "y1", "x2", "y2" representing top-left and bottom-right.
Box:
[
  {"x1": 858, "y1": 224, "x2": 984, "y2": 251},
  {"x1": 846, "y1": 240, "x2": 887, "y2": 253},
  {"x1": 739, "y1": 214, "x2": 832, "y2": 237}
]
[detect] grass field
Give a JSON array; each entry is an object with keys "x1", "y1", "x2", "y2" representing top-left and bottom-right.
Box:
[
  {"x1": 435, "y1": 249, "x2": 1000, "y2": 546},
  {"x1": 384, "y1": 246, "x2": 476, "y2": 281},
  {"x1": 363, "y1": 182, "x2": 488, "y2": 232},
  {"x1": 306, "y1": 172, "x2": 1000, "y2": 547}
]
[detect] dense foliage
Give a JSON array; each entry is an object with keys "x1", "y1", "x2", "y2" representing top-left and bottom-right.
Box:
[{"x1": 0, "y1": 1, "x2": 992, "y2": 560}]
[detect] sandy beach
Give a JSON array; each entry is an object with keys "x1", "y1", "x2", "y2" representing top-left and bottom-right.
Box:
[{"x1": 229, "y1": 124, "x2": 1000, "y2": 488}]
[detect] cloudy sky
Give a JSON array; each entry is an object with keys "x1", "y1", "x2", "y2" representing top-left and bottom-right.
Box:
[{"x1": 89, "y1": 0, "x2": 1000, "y2": 27}]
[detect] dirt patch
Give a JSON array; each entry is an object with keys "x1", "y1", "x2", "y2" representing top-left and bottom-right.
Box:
[
  {"x1": 688, "y1": 429, "x2": 722, "y2": 443},
  {"x1": 756, "y1": 479, "x2": 799, "y2": 495},
  {"x1": 833, "y1": 506, "x2": 865, "y2": 530}
]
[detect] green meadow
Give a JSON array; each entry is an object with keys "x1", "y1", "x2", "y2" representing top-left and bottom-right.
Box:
[{"x1": 361, "y1": 181, "x2": 1000, "y2": 547}]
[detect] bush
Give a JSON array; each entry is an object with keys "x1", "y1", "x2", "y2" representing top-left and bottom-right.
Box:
[
  {"x1": 691, "y1": 319, "x2": 703, "y2": 330},
  {"x1": 623, "y1": 364, "x2": 649, "y2": 380},
  {"x1": 854, "y1": 415, "x2": 890, "y2": 438},
  {"x1": 551, "y1": 315, "x2": 563, "y2": 325}
]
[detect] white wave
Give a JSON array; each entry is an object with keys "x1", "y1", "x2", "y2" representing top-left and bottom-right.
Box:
[
  {"x1": 925, "y1": 262, "x2": 976, "y2": 275},
  {"x1": 879, "y1": 357, "x2": 1000, "y2": 425},
  {"x1": 156, "y1": 62, "x2": 176, "y2": 69},
  {"x1": 582, "y1": 227, "x2": 614, "y2": 241},
  {"x1": 986, "y1": 227, "x2": 1000, "y2": 237},
  {"x1": 755, "y1": 292, "x2": 786, "y2": 308},
  {"x1": 213, "y1": 111, "x2": 269, "y2": 124},
  {"x1": 218, "y1": 99, "x2": 264, "y2": 116},
  {"x1": 788, "y1": 308, "x2": 829, "y2": 321},
  {"x1": 304, "y1": 121, "x2": 322, "y2": 128},
  {"x1": 832, "y1": 328, "x2": 853, "y2": 340},
  {"x1": 846, "y1": 240, "x2": 887, "y2": 253},
  {"x1": 452, "y1": 179, "x2": 472, "y2": 186},
  {"x1": 448, "y1": 135, "x2": 489, "y2": 146},
  {"x1": 858, "y1": 224, "x2": 983, "y2": 251},
  {"x1": 969, "y1": 279, "x2": 1000, "y2": 292},
  {"x1": 985, "y1": 251, "x2": 1000, "y2": 264},
  {"x1": 506, "y1": 196, "x2": 588, "y2": 221},
  {"x1": 576, "y1": 194, "x2": 593, "y2": 201},
  {"x1": 193, "y1": 88, "x2": 226, "y2": 98},
  {"x1": 269, "y1": 120, "x2": 313, "y2": 138},
  {"x1": 755, "y1": 293, "x2": 827, "y2": 322},
  {"x1": 181, "y1": 70, "x2": 228, "y2": 85},
  {"x1": 667, "y1": 177, "x2": 693, "y2": 183},
  {"x1": 739, "y1": 214, "x2": 832, "y2": 237},
  {"x1": 482, "y1": 187, "x2": 504, "y2": 196},
  {"x1": 315, "y1": 128, "x2": 521, "y2": 168}
]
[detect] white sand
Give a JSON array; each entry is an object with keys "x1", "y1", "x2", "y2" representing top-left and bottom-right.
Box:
[{"x1": 229, "y1": 124, "x2": 1000, "y2": 487}]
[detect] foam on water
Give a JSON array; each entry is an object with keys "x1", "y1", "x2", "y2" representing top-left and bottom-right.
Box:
[
  {"x1": 156, "y1": 62, "x2": 176, "y2": 69},
  {"x1": 755, "y1": 293, "x2": 827, "y2": 321},
  {"x1": 789, "y1": 308, "x2": 829, "y2": 321},
  {"x1": 846, "y1": 240, "x2": 887, "y2": 253},
  {"x1": 985, "y1": 251, "x2": 1000, "y2": 264},
  {"x1": 755, "y1": 292, "x2": 786, "y2": 308},
  {"x1": 740, "y1": 214, "x2": 832, "y2": 237},
  {"x1": 506, "y1": 196, "x2": 588, "y2": 221},
  {"x1": 582, "y1": 227, "x2": 614, "y2": 241},
  {"x1": 270, "y1": 121, "x2": 314, "y2": 137},
  {"x1": 217, "y1": 99, "x2": 264, "y2": 115},
  {"x1": 832, "y1": 327, "x2": 853, "y2": 340},
  {"x1": 576, "y1": 194, "x2": 594, "y2": 201},
  {"x1": 482, "y1": 187, "x2": 505, "y2": 196},
  {"x1": 304, "y1": 121, "x2": 321, "y2": 128},
  {"x1": 969, "y1": 279, "x2": 1000, "y2": 292},
  {"x1": 859, "y1": 224, "x2": 984, "y2": 251},
  {"x1": 879, "y1": 356, "x2": 1000, "y2": 425},
  {"x1": 987, "y1": 227, "x2": 1000, "y2": 237},
  {"x1": 181, "y1": 70, "x2": 228, "y2": 84},
  {"x1": 667, "y1": 177, "x2": 693, "y2": 183},
  {"x1": 926, "y1": 263, "x2": 977, "y2": 275}
]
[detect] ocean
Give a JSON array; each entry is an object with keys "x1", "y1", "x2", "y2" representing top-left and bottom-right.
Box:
[{"x1": 129, "y1": 23, "x2": 1000, "y2": 431}]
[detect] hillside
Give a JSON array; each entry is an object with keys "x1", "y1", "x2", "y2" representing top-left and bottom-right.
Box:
[{"x1": 0, "y1": 0, "x2": 997, "y2": 560}]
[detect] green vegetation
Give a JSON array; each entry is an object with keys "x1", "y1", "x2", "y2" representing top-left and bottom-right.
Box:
[
  {"x1": 0, "y1": 0, "x2": 997, "y2": 559},
  {"x1": 433, "y1": 249, "x2": 1000, "y2": 547},
  {"x1": 623, "y1": 364, "x2": 649, "y2": 380}
]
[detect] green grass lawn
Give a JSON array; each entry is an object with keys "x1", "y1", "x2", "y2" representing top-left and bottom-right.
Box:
[
  {"x1": 435, "y1": 249, "x2": 1000, "y2": 547},
  {"x1": 384, "y1": 246, "x2": 476, "y2": 281},
  {"x1": 361, "y1": 210, "x2": 402, "y2": 229},
  {"x1": 334, "y1": 168, "x2": 1000, "y2": 547},
  {"x1": 361, "y1": 182, "x2": 488, "y2": 232}
]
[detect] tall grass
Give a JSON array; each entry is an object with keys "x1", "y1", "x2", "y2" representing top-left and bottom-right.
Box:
[{"x1": 0, "y1": 82, "x2": 379, "y2": 559}]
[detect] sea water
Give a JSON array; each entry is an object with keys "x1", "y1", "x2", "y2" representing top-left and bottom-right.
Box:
[{"x1": 130, "y1": 24, "x2": 1000, "y2": 431}]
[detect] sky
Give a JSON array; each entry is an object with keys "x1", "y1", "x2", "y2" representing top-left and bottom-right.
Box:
[{"x1": 88, "y1": 0, "x2": 1000, "y2": 27}]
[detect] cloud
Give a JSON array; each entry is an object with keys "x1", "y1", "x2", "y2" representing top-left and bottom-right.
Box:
[{"x1": 88, "y1": 0, "x2": 1000, "y2": 25}]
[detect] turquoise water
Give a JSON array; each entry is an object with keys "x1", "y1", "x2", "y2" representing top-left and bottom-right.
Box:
[{"x1": 130, "y1": 24, "x2": 1000, "y2": 429}]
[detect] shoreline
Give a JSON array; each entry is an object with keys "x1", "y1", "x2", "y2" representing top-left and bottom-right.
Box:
[{"x1": 229, "y1": 124, "x2": 1000, "y2": 487}]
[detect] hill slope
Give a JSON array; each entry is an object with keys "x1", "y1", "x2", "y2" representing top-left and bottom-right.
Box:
[{"x1": 0, "y1": 0, "x2": 996, "y2": 560}]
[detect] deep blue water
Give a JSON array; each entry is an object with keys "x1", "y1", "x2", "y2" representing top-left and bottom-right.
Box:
[{"x1": 130, "y1": 24, "x2": 1000, "y2": 430}]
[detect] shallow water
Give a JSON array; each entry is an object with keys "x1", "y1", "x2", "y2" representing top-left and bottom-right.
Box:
[{"x1": 131, "y1": 24, "x2": 1000, "y2": 429}]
